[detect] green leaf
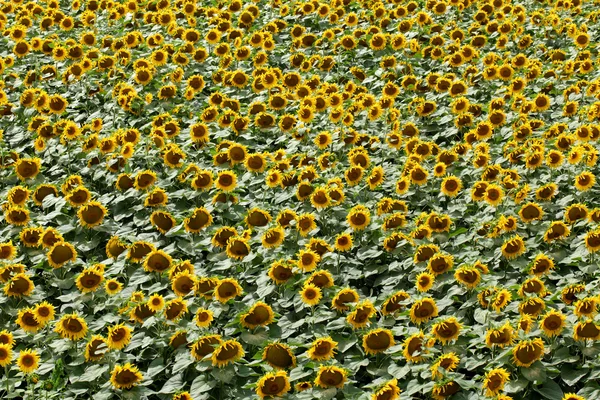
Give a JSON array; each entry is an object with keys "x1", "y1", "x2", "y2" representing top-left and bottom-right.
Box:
[
  {"x1": 521, "y1": 362, "x2": 547, "y2": 383},
  {"x1": 561, "y1": 367, "x2": 588, "y2": 386},
  {"x1": 534, "y1": 379, "x2": 563, "y2": 400}
]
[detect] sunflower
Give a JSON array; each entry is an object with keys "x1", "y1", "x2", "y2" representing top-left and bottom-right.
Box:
[
  {"x1": 403, "y1": 331, "x2": 426, "y2": 363},
  {"x1": 16, "y1": 307, "x2": 44, "y2": 333},
  {"x1": 171, "y1": 271, "x2": 197, "y2": 297},
  {"x1": 0, "y1": 330, "x2": 14, "y2": 347},
  {"x1": 315, "y1": 365, "x2": 347, "y2": 389},
  {"x1": 225, "y1": 238, "x2": 251, "y2": 260},
  {"x1": 0, "y1": 344, "x2": 12, "y2": 367},
  {"x1": 371, "y1": 379, "x2": 401, "y2": 400},
  {"x1": 164, "y1": 298, "x2": 188, "y2": 321},
  {"x1": 454, "y1": 267, "x2": 481, "y2": 289},
  {"x1": 501, "y1": 235, "x2": 526, "y2": 259},
  {"x1": 410, "y1": 298, "x2": 438, "y2": 325},
  {"x1": 430, "y1": 353, "x2": 460, "y2": 379},
  {"x1": 216, "y1": 170, "x2": 237, "y2": 192},
  {"x1": 17, "y1": 349, "x2": 39, "y2": 374},
  {"x1": 85, "y1": 335, "x2": 108, "y2": 362},
  {"x1": 268, "y1": 260, "x2": 294, "y2": 285},
  {"x1": 300, "y1": 284, "x2": 322, "y2": 306},
  {"x1": 575, "y1": 171, "x2": 595, "y2": 191},
  {"x1": 147, "y1": 293, "x2": 165, "y2": 312},
  {"x1": 150, "y1": 210, "x2": 176, "y2": 234},
  {"x1": 574, "y1": 297, "x2": 598, "y2": 318},
  {"x1": 255, "y1": 370, "x2": 291, "y2": 399},
  {"x1": 347, "y1": 205, "x2": 371, "y2": 231},
  {"x1": 55, "y1": 313, "x2": 88, "y2": 341},
  {"x1": 530, "y1": 253, "x2": 554, "y2": 276},
  {"x1": 544, "y1": 221, "x2": 570, "y2": 243},
  {"x1": 573, "y1": 320, "x2": 600, "y2": 341},
  {"x1": 215, "y1": 278, "x2": 243, "y2": 303},
  {"x1": 519, "y1": 202, "x2": 543, "y2": 223},
  {"x1": 483, "y1": 368, "x2": 510, "y2": 396},
  {"x1": 14, "y1": 157, "x2": 41, "y2": 180},
  {"x1": 143, "y1": 250, "x2": 172, "y2": 273},
  {"x1": 440, "y1": 176, "x2": 462, "y2": 197},
  {"x1": 540, "y1": 310, "x2": 566, "y2": 337},
  {"x1": 296, "y1": 213, "x2": 317, "y2": 236},
  {"x1": 432, "y1": 317, "x2": 462, "y2": 344},
  {"x1": 4, "y1": 207, "x2": 30, "y2": 226},
  {"x1": 362, "y1": 328, "x2": 395, "y2": 355},
  {"x1": 75, "y1": 267, "x2": 104, "y2": 293},
  {"x1": 512, "y1": 338, "x2": 545, "y2": 367},
  {"x1": 4, "y1": 273, "x2": 35, "y2": 297},
  {"x1": 262, "y1": 342, "x2": 296, "y2": 370},
  {"x1": 240, "y1": 302, "x2": 274, "y2": 329},
  {"x1": 110, "y1": 363, "x2": 143, "y2": 390},
  {"x1": 190, "y1": 335, "x2": 222, "y2": 361},
  {"x1": 34, "y1": 301, "x2": 55, "y2": 324},
  {"x1": 415, "y1": 272, "x2": 435, "y2": 292},
  {"x1": 585, "y1": 230, "x2": 600, "y2": 253},
  {"x1": 212, "y1": 339, "x2": 244, "y2": 368},
  {"x1": 427, "y1": 253, "x2": 454, "y2": 275},
  {"x1": 519, "y1": 297, "x2": 546, "y2": 317},
  {"x1": 107, "y1": 324, "x2": 132, "y2": 350}
]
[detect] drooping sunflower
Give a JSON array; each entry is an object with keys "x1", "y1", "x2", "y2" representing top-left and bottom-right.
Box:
[
  {"x1": 512, "y1": 338, "x2": 545, "y2": 367},
  {"x1": 255, "y1": 370, "x2": 291, "y2": 399},
  {"x1": 403, "y1": 331, "x2": 426, "y2": 363},
  {"x1": 430, "y1": 353, "x2": 460, "y2": 379},
  {"x1": 164, "y1": 298, "x2": 188, "y2": 321},
  {"x1": 85, "y1": 335, "x2": 108, "y2": 362},
  {"x1": 371, "y1": 379, "x2": 401, "y2": 400},
  {"x1": 110, "y1": 363, "x2": 143, "y2": 390},
  {"x1": 4, "y1": 273, "x2": 35, "y2": 297},
  {"x1": 214, "y1": 278, "x2": 243, "y2": 303},
  {"x1": 55, "y1": 313, "x2": 88, "y2": 341},
  {"x1": 486, "y1": 323, "x2": 514, "y2": 348},
  {"x1": 332, "y1": 288, "x2": 360, "y2": 311},
  {"x1": 573, "y1": 320, "x2": 600, "y2": 341},
  {"x1": 362, "y1": 328, "x2": 395, "y2": 355},
  {"x1": 16, "y1": 307, "x2": 44, "y2": 333},
  {"x1": 150, "y1": 210, "x2": 176, "y2": 234},
  {"x1": 240, "y1": 302, "x2": 274, "y2": 329},
  {"x1": 262, "y1": 342, "x2": 296, "y2": 370},
  {"x1": 107, "y1": 324, "x2": 132, "y2": 350},
  {"x1": 410, "y1": 298, "x2": 439, "y2": 324},
  {"x1": 314, "y1": 365, "x2": 347, "y2": 389},
  {"x1": 483, "y1": 368, "x2": 510, "y2": 396},
  {"x1": 171, "y1": 271, "x2": 197, "y2": 297},
  {"x1": 432, "y1": 317, "x2": 462, "y2": 344},
  {"x1": 212, "y1": 339, "x2": 245, "y2": 368},
  {"x1": 226, "y1": 237, "x2": 251, "y2": 260},
  {"x1": 501, "y1": 235, "x2": 526, "y2": 259}
]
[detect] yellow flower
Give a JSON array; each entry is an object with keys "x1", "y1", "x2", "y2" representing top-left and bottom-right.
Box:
[
  {"x1": 410, "y1": 298, "x2": 438, "y2": 324},
  {"x1": 17, "y1": 349, "x2": 39, "y2": 374},
  {"x1": 110, "y1": 363, "x2": 143, "y2": 390},
  {"x1": 107, "y1": 324, "x2": 132, "y2": 350},
  {"x1": 55, "y1": 313, "x2": 88, "y2": 341},
  {"x1": 314, "y1": 365, "x2": 347, "y2": 389},
  {"x1": 85, "y1": 335, "x2": 108, "y2": 362},
  {"x1": 240, "y1": 302, "x2": 274, "y2": 329},
  {"x1": 540, "y1": 310, "x2": 566, "y2": 337},
  {"x1": 255, "y1": 370, "x2": 291, "y2": 399},
  {"x1": 211, "y1": 339, "x2": 244, "y2": 368},
  {"x1": 300, "y1": 284, "x2": 322, "y2": 306},
  {"x1": 262, "y1": 342, "x2": 296, "y2": 370},
  {"x1": 215, "y1": 278, "x2": 243, "y2": 303},
  {"x1": 362, "y1": 328, "x2": 395, "y2": 355},
  {"x1": 431, "y1": 317, "x2": 461, "y2": 344},
  {"x1": 512, "y1": 338, "x2": 545, "y2": 367},
  {"x1": 0, "y1": 343, "x2": 13, "y2": 367},
  {"x1": 403, "y1": 331, "x2": 426, "y2": 363},
  {"x1": 4, "y1": 273, "x2": 35, "y2": 297},
  {"x1": 347, "y1": 205, "x2": 371, "y2": 231},
  {"x1": 372, "y1": 379, "x2": 401, "y2": 400},
  {"x1": 483, "y1": 368, "x2": 510, "y2": 396}
]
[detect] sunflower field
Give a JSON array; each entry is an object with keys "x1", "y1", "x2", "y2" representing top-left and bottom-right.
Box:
[{"x1": 3, "y1": 0, "x2": 600, "y2": 399}]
